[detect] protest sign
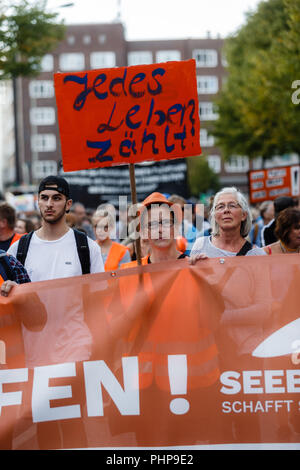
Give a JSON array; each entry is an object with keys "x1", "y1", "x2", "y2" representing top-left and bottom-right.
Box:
[
  {"x1": 54, "y1": 60, "x2": 201, "y2": 172},
  {"x1": 248, "y1": 165, "x2": 300, "y2": 204},
  {"x1": 59, "y1": 158, "x2": 189, "y2": 208},
  {"x1": 0, "y1": 255, "x2": 299, "y2": 450}
]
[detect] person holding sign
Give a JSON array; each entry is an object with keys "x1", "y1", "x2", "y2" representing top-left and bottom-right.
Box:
[
  {"x1": 121, "y1": 192, "x2": 187, "y2": 268},
  {"x1": 190, "y1": 187, "x2": 266, "y2": 259}
]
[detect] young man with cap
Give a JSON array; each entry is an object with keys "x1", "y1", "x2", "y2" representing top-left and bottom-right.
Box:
[
  {"x1": 7, "y1": 175, "x2": 104, "y2": 283},
  {"x1": 5, "y1": 176, "x2": 104, "y2": 449}
]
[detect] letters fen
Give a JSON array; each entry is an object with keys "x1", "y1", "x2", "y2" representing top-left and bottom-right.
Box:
[{"x1": 0, "y1": 257, "x2": 300, "y2": 449}]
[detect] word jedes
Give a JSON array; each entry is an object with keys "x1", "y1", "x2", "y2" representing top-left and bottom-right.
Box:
[
  {"x1": 64, "y1": 67, "x2": 166, "y2": 109},
  {"x1": 62, "y1": 64, "x2": 197, "y2": 165}
]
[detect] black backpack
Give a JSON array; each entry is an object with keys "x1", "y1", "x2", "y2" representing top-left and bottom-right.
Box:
[
  {"x1": 0, "y1": 250, "x2": 17, "y2": 281},
  {"x1": 16, "y1": 229, "x2": 91, "y2": 275}
]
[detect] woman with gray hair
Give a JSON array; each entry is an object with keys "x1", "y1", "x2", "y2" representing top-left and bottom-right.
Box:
[{"x1": 190, "y1": 187, "x2": 266, "y2": 259}]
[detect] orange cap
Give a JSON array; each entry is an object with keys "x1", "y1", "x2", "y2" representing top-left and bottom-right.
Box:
[
  {"x1": 142, "y1": 192, "x2": 173, "y2": 207},
  {"x1": 140, "y1": 192, "x2": 182, "y2": 225}
]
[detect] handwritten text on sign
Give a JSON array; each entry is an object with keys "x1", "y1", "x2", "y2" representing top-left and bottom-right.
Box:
[{"x1": 54, "y1": 60, "x2": 201, "y2": 171}]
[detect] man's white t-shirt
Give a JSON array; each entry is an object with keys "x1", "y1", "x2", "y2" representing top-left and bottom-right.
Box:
[
  {"x1": 8, "y1": 229, "x2": 105, "y2": 367},
  {"x1": 8, "y1": 229, "x2": 104, "y2": 281}
]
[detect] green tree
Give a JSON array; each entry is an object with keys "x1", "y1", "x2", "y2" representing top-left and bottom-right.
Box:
[
  {"x1": 0, "y1": 0, "x2": 66, "y2": 185},
  {"x1": 0, "y1": 0, "x2": 65, "y2": 79},
  {"x1": 213, "y1": 0, "x2": 300, "y2": 163},
  {"x1": 187, "y1": 155, "x2": 220, "y2": 197}
]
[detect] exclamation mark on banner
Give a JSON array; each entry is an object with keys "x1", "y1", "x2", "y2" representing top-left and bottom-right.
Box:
[{"x1": 168, "y1": 355, "x2": 190, "y2": 415}]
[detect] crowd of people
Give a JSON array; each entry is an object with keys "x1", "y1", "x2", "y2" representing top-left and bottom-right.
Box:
[
  {"x1": 0, "y1": 175, "x2": 300, "y2": 449},
  {"x1": 1, "y1": 174, "x2": 300, "y2": 297}
]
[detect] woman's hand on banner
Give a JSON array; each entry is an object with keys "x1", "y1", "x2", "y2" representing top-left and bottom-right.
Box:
[{"x1": 189, "y1": 253, "x2": 208, "y2": 265}]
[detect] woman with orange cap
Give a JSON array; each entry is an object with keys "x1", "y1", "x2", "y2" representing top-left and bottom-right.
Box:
[{"x1": 121, "y1": 192, "x2": 187, "y2": 268}]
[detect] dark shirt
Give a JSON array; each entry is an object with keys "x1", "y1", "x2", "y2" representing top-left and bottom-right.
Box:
[
  {"x1": 0, "y1": 235, "x2": 15, "y2": 252},
  {"x1": 261, "y1": 219, "x2": 277, "y2": 246}
]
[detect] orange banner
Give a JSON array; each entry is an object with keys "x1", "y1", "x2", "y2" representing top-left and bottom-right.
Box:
[
  {"x1": 0, "y1": 256, "x2": 299, "y2": 450},
  {"x1": 54, "y1": 60, "x2": 201, "y2": 171}
]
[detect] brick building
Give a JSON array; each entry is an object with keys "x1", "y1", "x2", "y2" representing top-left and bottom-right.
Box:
[{"x1": 5, "y1": 21, "x2": 296, "y2": 198}]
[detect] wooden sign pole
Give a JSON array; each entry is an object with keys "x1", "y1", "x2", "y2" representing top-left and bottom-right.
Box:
[{"x1": 129, "y1": 163, "x2": 142, "y2": 266}]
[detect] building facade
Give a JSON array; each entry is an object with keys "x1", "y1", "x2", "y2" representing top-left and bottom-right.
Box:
[{"x1": 4, "y1": 22, "x2": 298, "y2": 196}]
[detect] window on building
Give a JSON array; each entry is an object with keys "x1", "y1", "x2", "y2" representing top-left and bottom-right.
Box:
[
  {"x1": 90, "y1": 51, "x2": 116, "y2": 68},
  {"x1": 59, "y1": 53, "x2": 85, "y2": 71},
  {"x1": 40, "y1": 54, "x2": 53, "y2": 72},
  {"x1": 67, "y1": 35, "x2": 76, "y2": 45},
  {"x1": 29, "y1": 81, "x2": 54, "y2": 99},
  {"x1": 199, "y1": 102, "x2": 219, "y2": 121},
  {"x1": 221, "y1": 53, "x2": 228, "y2": 67},
  {"x1": 224, "y1": 156, "x2": 249, "y2": 173},
  {"x1": 30, "y1": 107, "x2": 56, "y2": 126},
  {"x1": 207, "y1": 155, "x2": 221, "y2": 173},
  {"x1": 31, "y1": 134, "x2": 56, "y2": 152},
  {"x1": 200, "y1": 128, "x2": 215, "y2": 147},
  {"x1": 83, "y1": 34, "x2": 91, "y2": 45},
  {"x1": 127, "y1": 51, "x2": 153, "y2": 66},
  {"x1": 193, "y1": 49, "x2": 218, "y2": 67},
  {"x1": 32, "y1": 160, "x2": 58, "y2": 179},
  {"x1": 98, "y1": 34, "x2": 107, "y2": 44},
  {"x1": 197, "y1": 76, "x2": 219, "y2": 94},
  {"x1": 155, "y1": 50, "x2": 181, "y2": 63}
]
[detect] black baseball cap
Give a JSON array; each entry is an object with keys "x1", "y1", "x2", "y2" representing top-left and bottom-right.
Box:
[{"x1": 38, "y1": 175, "x2": 70, "y2": 199}]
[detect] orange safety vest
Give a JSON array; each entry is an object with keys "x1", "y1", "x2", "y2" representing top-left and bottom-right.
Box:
[
  {"x1": 10, "y1": 233, "x2": 23, "y2": 246},
  {"x1": 121, "y1": 255, "x2": 149, "y2": 270},
  {"x1": 117, "y1": 268, "x2": 220, "y2": 391},
  {"x1": 104, "y1": 242, "x2": 130, "y2": 272},
  {"x1": 176, "y1": 236, "x2": 187, "y2": 253}
]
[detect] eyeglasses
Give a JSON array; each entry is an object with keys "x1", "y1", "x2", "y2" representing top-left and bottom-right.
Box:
[
  {"x1": 148, "y1": 219, "x2": 174, "y2": 229},
  {"x1": 215, "y1": 202, "x2": 241, "y2": 212}
]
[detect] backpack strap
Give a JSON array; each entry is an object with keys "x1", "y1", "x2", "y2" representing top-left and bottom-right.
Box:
[
  {"x1": 73, "y1": 229, "x2": 91, "y2": 275},
  {"x1": 16, "y1": 231, "x2": 34, "y2": 266},
  {"x1": 236, "y1": 240, "x2": 253, "y2": 256},
  {"x1": 0, "y1": 250, "x2": 17, "y2": 282},
  {"x1": 16, "y1": 229, "x2": 91, "y2": 275}
]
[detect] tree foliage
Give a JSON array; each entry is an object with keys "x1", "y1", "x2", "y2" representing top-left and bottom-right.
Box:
[
  {"x1": 0, "y1": 0, "x2": 65, "y2": 79},
  {"x1": 213, "y1": 0, "x2": 300, "y2": 162},
  {"x1": 187, "y1": 155, "x2": 220, "y2": 197}
]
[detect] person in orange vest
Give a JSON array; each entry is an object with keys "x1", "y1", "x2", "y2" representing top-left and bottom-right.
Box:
[
  {"x1": 92, "y1": 205, "x2": 131, "y2": 271},
  {"x1": 121, "y1": 192, "x2": 187, "y2": 269},
  {"x1": 0, "y1": 203, "x2": 23, "y2": 251}
]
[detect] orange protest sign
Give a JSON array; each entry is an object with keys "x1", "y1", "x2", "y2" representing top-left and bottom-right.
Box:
[
  {"x1": 0, "y1": 256, "x2": 299, "y2": 450},
  {"x1": 54, "y1": 60, "x2": 201, "y2": 171},
  {"x1": 248, "y1": 164, "x2": 300, "y2": 204}
]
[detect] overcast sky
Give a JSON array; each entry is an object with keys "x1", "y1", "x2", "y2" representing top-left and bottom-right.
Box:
[{"x1": 47, "y1": 0, "x2": 263, "y2": 40}]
